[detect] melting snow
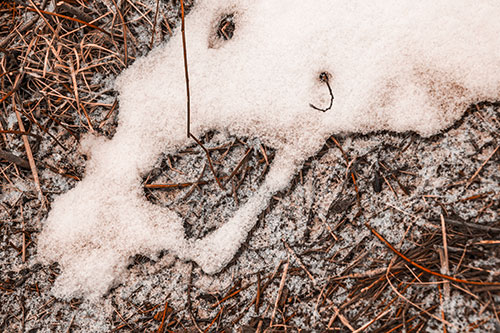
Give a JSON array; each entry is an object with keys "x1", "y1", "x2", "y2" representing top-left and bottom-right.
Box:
[{"x1": 38, "y1": 0, "x2": 500, "y2": 299}]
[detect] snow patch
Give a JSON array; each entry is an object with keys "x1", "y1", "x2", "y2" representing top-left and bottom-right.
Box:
[{"x1": 38, "y1": 0, "x2": 500, "y2": 299}]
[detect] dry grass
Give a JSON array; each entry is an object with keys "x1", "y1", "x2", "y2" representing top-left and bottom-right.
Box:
[{"x1": 1, "y1": 0, "x2": 499, "y2": 332}]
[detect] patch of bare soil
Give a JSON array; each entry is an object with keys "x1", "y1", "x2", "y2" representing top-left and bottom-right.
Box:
[{"x1": 1, "y1": 1, "x2": 499, "y2": 332}]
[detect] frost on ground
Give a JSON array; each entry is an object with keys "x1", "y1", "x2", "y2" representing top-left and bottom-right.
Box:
[
  {"x1": 37, "y1": 0, "x2": 500, "y2": 300},
  {"x1": 4, "y1": 104, "x2": 498, "y2": 332}
]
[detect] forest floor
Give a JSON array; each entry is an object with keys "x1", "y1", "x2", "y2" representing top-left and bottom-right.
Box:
[{"x1": 1, "y1": 1, "x2": 499, "y2": 332}]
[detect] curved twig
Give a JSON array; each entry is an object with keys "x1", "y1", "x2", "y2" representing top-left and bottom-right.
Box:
[{"x1": 310, "y1": 72, "x2": 334, "y2": 112}]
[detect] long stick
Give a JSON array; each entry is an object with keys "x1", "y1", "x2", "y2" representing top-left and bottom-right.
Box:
[
  {"x1": 179, "y1": 1, "x2": 224, "y2": 190},
  {"x1": 180, "y1": 0, "x2": 190, "y2": 138}
]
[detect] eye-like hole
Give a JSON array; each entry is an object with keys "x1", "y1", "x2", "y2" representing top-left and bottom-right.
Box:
[
  {"x1": 319, "y1": 71, "x2": 331, "y2": 83},
  {"x1": 217, "y1": 14, "x2": 235, "y2": 40},
  {"x1": 209, "y1": 12, "x2": 237, "y2": 48}
]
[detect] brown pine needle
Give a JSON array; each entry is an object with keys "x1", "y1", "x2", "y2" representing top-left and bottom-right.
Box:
[
  {"x1": 283, "y1": 240, "x2": 316, "y2": 284},
  {"x1": 460, "y1": 191, "x2": 493, "y2": 202},
  {"x1": 14, "y1": 101, "x2": 46, "y2": 209},
  {"x1": 366, "y1": 222, "x2": 500, "y2": 286},
  {"x1": 271, "y1": 259, "x2": 289, "y2": 326},
  {"x1": 157, "y1": 300, "x2": 169, "y2": 333},
  {"x1": 211, "y1": 289, "x2": 242, "y2": 308},
  {"x1": 467, "y1": 144, "x2": 499, "y2": 187},
  {"x1": 0, "y1": 71, "x2": 23, "y2": 103},
  {"x1": 225, "y1": 147, "x2": 252, "y2": 184},
  {"x1": 180, "y1": 0, "x2": 190, "y2": 138},
  {"x1": 204, "y1": 305, "x2": 224, "y2": 333},
  {"x1": 330, "y1": 135, "x2": 349, "y2": 165},
  {"x1": 79, "y1": 102, "x2": 94, "y2": 133},
  {"x1": 179, "y1": 0, "x2": 223, "y2": 191},
  {"x1": 440, "y1": 214, "x2": 451, "y2": 300},
  {"x1": 255, "y1": 272, "x2": 261, "y2": 313},
  {"x1": 150, "y1": 0, "x2": 160, "y2": 48},
  {"x1": 99, "y1": 99, "x2": 118, "y2": 128},
  {"x1": 21, "y1": 205, "x2": 26, "y2": 262},
  {"x1": 259, "y1": 144, "x2": 269, "y2": 165},
  {"x1": 438, "y1": 284, "x2": 448, "y2": 333},
  {"x1": 145, "y1": 181, "x2": 209, "y2": 189},
  {"x1": 0, "y1": 129, "x2": 42, "y2": 140},
  {"x1": 189, "y1": 133, "x2": 225, "y2": 190},
  {"x1": 109, "y1": 0, "x2": 128, "y2": 64},
  {"x1": 24, "y1": 6, "x2": 111, "y2": 36}
]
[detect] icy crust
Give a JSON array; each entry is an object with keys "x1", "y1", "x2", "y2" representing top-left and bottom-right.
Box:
[{"x1": 38, "y1": 0, "x2": 500, "y2": 299}]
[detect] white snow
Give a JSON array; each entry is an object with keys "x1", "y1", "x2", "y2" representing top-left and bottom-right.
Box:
[{"x1": 38, "y1": 0, "x2": 500, "y2": 299}]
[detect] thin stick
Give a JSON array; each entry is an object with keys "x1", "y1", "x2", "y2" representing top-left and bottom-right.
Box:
[
  {"x1": 145, "y1": 180, "x2": 209, "y2": 189},
  {"x1": 69, "y1": 54, "x2": 93, "y2": 132},
  {"x1": 270, "y1": 259, "x2": 289, "y2": 326},
  {"x1": 366, "y1": 222, "x2": 500, "y2": 286},
  {"x1": 204, "y1": 305, "x2": 224, "y2": 332},
  {"x1": 0, "y1": 71, "x2": 23, "y2": 103},
  {"x1": 438, "y1": 284, "x2": 448, "y2": 333},
  {"x1": 99, "y1": 99, "x2": 119, "y2": 128},
  {"x1": 14, "y1": 98, "x2": 45, "y2": 209},
  {"x1": 21, "y1": 205, "x2": 26, "y2": 262},
  {"x1": 309, "y1": 72, "x2": 334, "y2": 112},
  {"x1": 330, "y1": 136, "x2": 348, "y2": 165},
  {"x1": 180, "y1": 0, "x2": 190, "y2": 138},
  {"x1": 187, "y1": 263, "x2": 203, "y2": 333},
  {"x1": 65, "y1": 313, "x2": 76, "y2": 333},
  {"x1": 255, "y1": 272, "x2": 261, "y2": 313},
  {"x1": 211, "y1": 289, "x2": 242, "y2": 308},
  {"x1": 179, "y1": 1, "x2": 223, "y2": 190},
  {"x1": 259, "y1": 144, "x2": 269, "y2": 165},
  {"x1": 181, "y1": 162, "x2": 207, "y2": 200},
  {"x1": 112, "y1": 305, "x2": 134, "y2": 331},
  {"x1": 150, "y1": 0, "x2": 160, "y2": 48},
  {"x1": 190, "y1": 133, "x2": 224, "y2": 190},
  {"x1": 157, "y1": 300, "x2": 169, "y2": 333},
  {"x1": 353, "y1": 308, "x2": 392, "y2": 333},
  {"x1": 338, "y1": 311, "x2": 356, "y2": 332},
  {"x1": 283, "y1": 240, "x2": 316, "y2": 284},
  {"x1": 110, "y1": 0, "x2": 128, "y2": 65},
  {"x1": 225, "y1": 147, "x2": 252, "y2": 184},
  {"x1": 330, "y1": 306, "x2": 355, "y2": 332},
  {"x1": 26, "y1": 0, "x2": 56, "y2": 34},
  {"x1": 440, "y1": 214, "x2": 450, "y2": 300},
  {"x1": 467, "y1": 144, "x2": 499, "y2": 187}
]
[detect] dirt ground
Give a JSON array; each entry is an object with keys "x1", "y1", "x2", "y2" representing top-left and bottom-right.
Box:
[{"x1": 1, "y1": 1, "x2": 499, "y2": 332}]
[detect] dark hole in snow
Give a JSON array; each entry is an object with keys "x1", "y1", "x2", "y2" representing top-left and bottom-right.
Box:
[
  {"x1": 319, "y1": 71, "x2": 331, "y2": 82},
  {"x1": 217, "y1": 14, "x2": 235, "y2": 40}
]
